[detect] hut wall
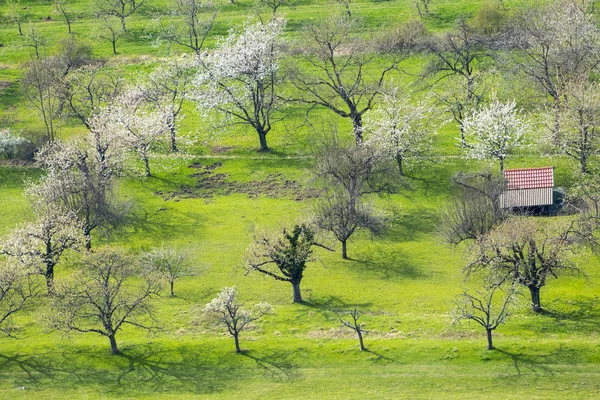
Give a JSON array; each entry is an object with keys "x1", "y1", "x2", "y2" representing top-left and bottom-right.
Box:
[{"x1": 501, "y1": 188, "x2": 553, "y2": 208}]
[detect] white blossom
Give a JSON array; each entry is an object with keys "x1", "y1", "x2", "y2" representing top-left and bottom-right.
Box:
[
  {"x1": 365, "y1": 88, "x2": 436, "y2": 175},
  {"x1": 463, "y1": 95, "x2": 529, "y2": 172}
]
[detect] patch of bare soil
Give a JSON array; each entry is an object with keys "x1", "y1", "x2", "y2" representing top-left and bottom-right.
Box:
[
  {"x1": 155, "y1": 161, "x2": 320, "y2": 201},
  {"x1": 0, "y1": 81, "x2": 11, "y2": 90}
]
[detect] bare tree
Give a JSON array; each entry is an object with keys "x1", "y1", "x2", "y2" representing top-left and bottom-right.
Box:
[
  {"x1": 259, "y1": 0, "x2": 291, "y2": 15},
  {"x1": 98, "y1": 0, "x2": 145, "y2": 32},
  {"x1": 204, "y1": 286, "x2": 271, "y2": 353},
  {"x1": 25, "y1": 26, "x2": 48, "y2": 59},
  {"x1": 338, "y1": 307, "x2": 368, "y2": 351},
  {"x1": 159, "y1": 0, "x2": 216, "y2": 55},
  {"x1": 22, "y1": 57, "x2": 63, "y2": 142},
  {"x1": 55, "y1": 0, "x2": 74, "y2": 34},
  {"x1": 194, "y1": 19, "x2": 286, "y2": 152},
  {"x1": 3, "y1": 0, "x2": 24, "y2": 36},
  {"x1": 0, "y1": 261, "x2": 39, "y2": 335},
  {"x1": 557, "y1": 79, "x2": 600, "y2": 174},
  {"x1": 424, "y1": 16, "x2": 491, "y2": 146},
  {"x1": 141, "y1": 245, "x2": 195, "y2": 296},
  {"x1": 454, "y1": 280, "x2": 517, "y2": 350},
  {"x1": 440, "y1": 171, "x2": 505, "y2": 245},
  {"x1": 413, "y1": 0, "x2": 432, "y2": 20},
  {"x1": 313, "y1": 138, "x2": 391, "y2": 258},
  {"x1": 61, "y1": 65, "x2": 123, "y2": 130},
  {"x1": 468, "y1": 218, "x2": 578, "y2": 312},
  {"x1": 291, "y1": 14, "x2": 404, "y2": 144},
  {"x1": 510, "y1": 0, "x2": 600, "y2": 142},
  {"x1": 46, "y1": 247, "x2": 161, "y2": 354},
  {"x1": 142, "y1": 58, "x2": 194, "y2": 152},
  {"x1": 0, "y1": 206, "x2": 81, "y2": 294},
  {"x1": 245, "y1": 223, "x2": 329, "y2": 303},
  {"x1": 98, "y1": 17, "x2": 123, "y2": 54}
]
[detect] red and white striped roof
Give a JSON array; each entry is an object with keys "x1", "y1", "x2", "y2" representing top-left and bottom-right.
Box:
[{"x1": 504, "y1": 167, "x2": 554, "y2": 190}]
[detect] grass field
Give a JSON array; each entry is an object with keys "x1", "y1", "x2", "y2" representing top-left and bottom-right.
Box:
[{"x1": 1, "y1": 0, "x2": 600, "y2": 398}]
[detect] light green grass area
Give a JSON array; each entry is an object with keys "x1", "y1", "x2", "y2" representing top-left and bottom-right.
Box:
[{"x1": 1, "y1": 0, "x2": 600, "y2": 398}]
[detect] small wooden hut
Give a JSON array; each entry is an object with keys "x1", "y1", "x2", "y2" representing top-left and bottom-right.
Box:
[{"x1": 500, "y1": 167, "x2": 554, "y2": 208}]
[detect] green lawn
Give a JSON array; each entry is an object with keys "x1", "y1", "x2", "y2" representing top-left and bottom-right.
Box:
[{"x1": 1, "y1": 0, "x2": 600, "y2": 398}]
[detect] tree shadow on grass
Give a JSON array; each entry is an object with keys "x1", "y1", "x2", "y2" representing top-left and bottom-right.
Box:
[
  {"x1": 536, "y1": 297, "x2": 600, "y2": 334},
  {"x1": 301, "y1": 295, "x2": 373, "y2": 312},
  {"x1": 350, "y1": 246, "x2": 427, "y2": 281},
  {"x1": 240, "y1": 349, "x2": 299, "y2": 381},
  {"x1": 387, "y1": 206, "x2": 440, "y2": 242},
  {"x1": 365, "y1": 349, "x2": 403, "y2": 365},
  {"x1": 0, "y1": 343, "x2": 292, "y2": 396},
  {"x1": 495, "y1": 345, "x2": 584, "y2": 378}
]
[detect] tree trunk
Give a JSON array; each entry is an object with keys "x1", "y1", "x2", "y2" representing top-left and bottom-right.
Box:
[
  {"x1": 112, "y1": 39, "x2": 117, "y2": 55},
  {"x1": 341, "y1": 239, "x2": 348, "y2": 259},
  {"x1": 292, "y1": 281, "x2": 303, "y2": 303},
  {"x1": 17, "y1": 21, "x2": 23, "y2": 36},
  {"x1": 581, "y1": 151, "x2": 589, "y2": 174},
  {"x1": 120, "y1": 16, "x2": 126, "y2": 32},
  {"x1": 84, "y1": 231, "x2": 92, "y2": 251},
  {"x1": 529, "y1": 286, "x2": 542, "y2": 312},
  {"x1": 486, "y1": 328, "x2": 494, "y2": 350},
  {"x1": 144, "y1": 157, "x2": 151, "y2": 177},
  {"x1": 258, "y1": 130, "x2": 269, "y2": 152},
  {"x1": 170, "y1": 125, "x2": 178, "y2": 152},
  {"x1": 351, "y1": 113, "x2": 363, "y2": 145},
  {"x1": 357, "y1": 329, "x2": 366, "y2": 351},
  {"x1": 499, "y1": 157, "x2": 504, "y2": 173},
  {"x1": 170, "y1": 280, "x2": 175, "y2": 297},
  {"x1": 233, "y1": 332, "x2": 241, "y2": 353},
  {"x1": 67, "y1": 18, "x2": 72, "y2": 34},
  {"x1": 109, "y1": 334, "x2": 120, "y2": 354},
  {"x1": 396, "y1": 154, "x2": 404, "y2": 176},
  {"x1": 459, "y1": 123, "x2": 467, "y2": 148},
  {"x1": 45, "y1": 265, "x2": 55, "y2": 295}
]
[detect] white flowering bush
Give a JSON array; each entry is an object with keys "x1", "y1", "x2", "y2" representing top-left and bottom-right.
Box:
[{"x1": 0, "y1": 129, "x2": 35, "y2": 161}]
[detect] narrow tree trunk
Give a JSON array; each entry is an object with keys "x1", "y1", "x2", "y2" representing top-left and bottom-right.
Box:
[
  {"x1": 67, "y1": 18, "x2": 72, "y2": 34},
  {"x1": 45, "y1": 265, "x2": 55, "y2": 295},
  {"x1": 529, "y1": 286, "x2": 542, "y2": 312},
  {"x1": 581, "y1": 152, "x2": 589, "y2": 174},
  {"x1": 486, "y1": 328, "x2": 494, "y2": 350},
  {"x1": 258, "y1": 130, "x2": 269, "y2": 152},
  {"x1": 112, "y1": 39, "x2": 117, "y2": 55},
  {"x1": 499, "y1": 157, "x2": 504, "y2": 173},
  {"x1": 170, "y1": 125, "x2": 178, "y2": 152},
  {"x1": 357, "y1": 329, "x2": 366, "y2": 351},
  {"x1": 120, "y1": 16, "x2": 126, "y2": 32},
  {"x1": 17, "y1": 21, "x2": 23, "y2": 36},
  {"x1": 233, "y1": 332, "x2": 241, "y2": 353},
  {"x1": 459, "y1": 124, "x2": 467, "y2": 148},
  {"x1": 341, "y1": 239, "x2": 348, "y2": 259},
  {"x1": 84, "y1": 231, "x2": 92, "y2": 251},
  {"x1": 170, "y1": 280, "x2": 175, "y2": 297},
  {"x1": 109, "y1": 334, "x2": 119, "y2": 354},
  {"x1": 144, "y1": 157, "x2": 151, "y2": 177},
  {"x1": 396, "y1": 154, "x2": 404, "y2": 176},
  {"x1": 292, "y1": 281, "x2": 303, "y2": 303},
  {"x1": 351, "y1": 113, "x2": 363, "y2": 145}
]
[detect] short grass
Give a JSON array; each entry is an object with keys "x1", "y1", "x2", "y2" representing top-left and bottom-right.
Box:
[{"x1": 1, "y1": 0, "x2": 600, "y2": 398}]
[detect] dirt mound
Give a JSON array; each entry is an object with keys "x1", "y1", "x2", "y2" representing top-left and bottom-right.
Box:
[{"x1": 155, "y1": 162, "x2": 319, "y2": 201}]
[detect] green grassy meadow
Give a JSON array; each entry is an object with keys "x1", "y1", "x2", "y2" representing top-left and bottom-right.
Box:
[{"x1": 1, "y1": 0, "x2": 600, "y2": 398}]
